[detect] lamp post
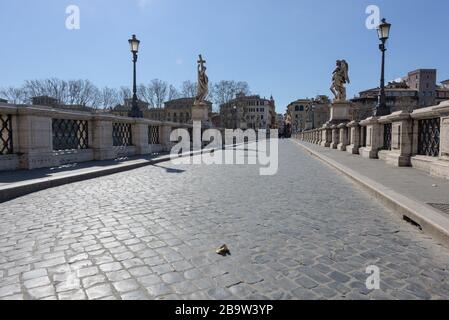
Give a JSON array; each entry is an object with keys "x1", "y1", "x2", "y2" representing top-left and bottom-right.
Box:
[
  {"x1": 128, "y1": 34, "x2": 143, "y2": 118},
  {"x1": 374, "y1": 18, "x2": 392, "y2": 117}
]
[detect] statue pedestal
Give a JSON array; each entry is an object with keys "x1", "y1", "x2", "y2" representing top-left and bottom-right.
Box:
[
  {"x1": 329, "y1": 101, "x2": 350, "y2": 125},
  {"x1": 192, "y1": 102, "x2": 210, "y2": 127}
]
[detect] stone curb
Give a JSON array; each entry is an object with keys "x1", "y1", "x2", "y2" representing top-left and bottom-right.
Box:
[
  {"x1": 292, "y1": 139, "x2": 449, "y2": 247},
  {"x1": 0, "y1": 147, "x2": 216, "y2": 203}
]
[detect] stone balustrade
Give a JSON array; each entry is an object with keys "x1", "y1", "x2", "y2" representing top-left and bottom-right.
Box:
[
  {"x1": 0, "y1": 103, "x2": 193, "y2": 171},
  {"x1": 295, "y1": 100, "x2": 449, "y2": 181}
]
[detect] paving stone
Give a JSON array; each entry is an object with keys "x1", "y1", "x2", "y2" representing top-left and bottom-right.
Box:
[
  {"x1": 129, "y1": 266, "x2": 152, "y2": 277},
  {"x1": 82, "y1": 275, "x2": 107, "y2": 289},
  {"x1": 0, "y1": 284, "x2": 21, "y2": 298},
  {"x1": 329, "y1": 271, "x2": 351, "y2": 283},
  {"x1": 77, "y1": 266, "x2": 99, "y2": 278},
  {"x1": 137, "y1": 274, "x2": 162, "y2": 287},
  {"x1": 86, "y1": 284, "x2": 114, "y2": 300},
  {"x1": 22, "y1": 269, "x2": 48, "y2": 281},
  {"x1": 58, "y1": 289, "x2": 87, "y2": 300},
  {"x1": 161, "y1": 272, "x2": 184, "y2": 285},
  {"x1": 113, "y1": 279, "x2": 140, "y2": 293},
  {"x1": 120, "y1": 290, "x2": 149, "y2": 300},
  {"x1": 146, "y1": 283, "x2": 172, "y2": 297},
  {"x1": 24, "y1": 276, "x2": 51, "y2": 289},
  {"x1": 207, "y1": 287, "x2": 231, "y2": 300},
  {"x1": 99, "y1": 262, "x2": 123, "y2": 272},
  {"x1": 27, "y1": 285, "x2": 55, "y2": 299},
  {"x1": 295, "y1": 276, "x2": 319, "y2": 289}
]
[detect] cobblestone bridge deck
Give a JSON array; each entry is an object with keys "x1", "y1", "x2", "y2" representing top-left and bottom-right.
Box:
[{"x1": 1, "y1": 140, "x2": 449, "y2": 300}]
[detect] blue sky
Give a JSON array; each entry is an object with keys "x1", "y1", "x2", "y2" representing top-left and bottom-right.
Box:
[{"x1": 0, "y1": 0, "x2": 448, "y2": 113}]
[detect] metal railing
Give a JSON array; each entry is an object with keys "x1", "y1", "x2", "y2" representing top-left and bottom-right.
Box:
[
  {"x1": 361, "y1": 126, "x2": 367, "y2": 147},
  {"x1": 148, "y1": 125, "x2": 160, "y2": 145},
  {"x1": 0, "y1": 114, "x2": 13, "y2": 155},
  {"x1": 418, "y1": 118, "x2": 440, "y2": 157},
  {"x1": 52, "y1": 119, "x2": 89, "y2": 151},
  {"x1": 383, "y1": 123, "x2": 392, "y2": 150},
  {"x1": 113, "y1": 123, "x2": 133, "y2": 147}
]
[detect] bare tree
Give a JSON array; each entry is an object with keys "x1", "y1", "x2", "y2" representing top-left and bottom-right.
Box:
[
  {"x1": 0, "y1": 87, "x2": 27, "y2": 104},
  {"x1": 150, "y1": 79, "x2": 168, "y2": 108},
  {"x1": 137, "y1": 79, "x2": 168, "y2": 108},
  {"x1": 23, "y1": 78, "x2": 68, "y2": 104},
  {"x1": 167, "y1": 85, "x2": 180, "y2": 101},
  {"x1": 212, "y1": 80, "x2": 250, "y2": 107},
  {"x1": 66, "y1": 79, "x2": 100, "y2": 107},
  {"x1": 137, "y1": 84, "x2": 154, "y2": 106},
  {"x1": 100, "y1": 87, "x2": 120, "y2": 109},
  {"x1": 119, "y1": 86, "x2": 132, "y2": 103},
  {"x1": 180, "y1": 80, "x2": 197, "y2": 98}
]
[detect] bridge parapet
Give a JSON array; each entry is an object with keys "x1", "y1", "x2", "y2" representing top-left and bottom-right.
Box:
[
  {"x1": 294, "y1": 100, "x2": 449, "y2": 180},
  {"x1": 0, "y1": 103, "x2": 193, "y2": 171}
]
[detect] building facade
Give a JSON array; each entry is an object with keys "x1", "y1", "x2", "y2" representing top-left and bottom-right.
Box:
[
  {"x1": 111, "y1": 99, "x2": 152, "y2": 118},
  {"x1": 112, "y1": 97, "x2": 212, "y2": 124},
  {"x1": 286, "y1": 96, "x2": 330, "y2": 133},
  {"x1": 350, "y1": 69, "x2": 449, "y2": 120},
  {"x1": 220, "y1": 93, "x2": 276, "y2": 130}
]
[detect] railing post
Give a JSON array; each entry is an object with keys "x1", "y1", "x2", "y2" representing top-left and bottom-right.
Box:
[
  {"x1": 330, "y1": 125, "x2": 339, "y2": 149},
  {"x1": 0, "y1": 106, "x2": 20, "y2": 171},
  {"x1": 17, "y1": 108, "x2": 53, "y2": 169},
  {"x1": 380, "y1": 111, "x2": 412, "y2": 167},
  {"x1": 434, "y1": 102, "x2": 449, "y2": 161},
  {"x1": 91, "y1": 117, "x2": 115, "y2": 160},
  {"x1": 359, "y1": 117, "x2": 381, "y2": 159},
  {"x1": 321, "y1": 124, "x2": 331, "y2": 148},
  {"x1": 160, "y1": 124, "x2": 174, "y2": 152},
  {"x1": 132, "y1": 121, "x2": 149, "y2": 155},
  {"x1": 337, "y1": 123, "x2": 349, "y2": 151},
  {"x1": 346, "y1": 121, "x2": 360, "y2": 155}
]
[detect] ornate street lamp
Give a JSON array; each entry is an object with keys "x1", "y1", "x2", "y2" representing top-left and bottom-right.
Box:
[
  {"x1": 128, "y1": 34, "x2": 143, "y2": 118},
  {"x1": 374, "y1": 18, "x2": 392, "y2": 117}
]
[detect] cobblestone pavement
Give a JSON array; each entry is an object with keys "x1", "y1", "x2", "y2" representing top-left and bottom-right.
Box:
[{"x1": 1, "y1": 140, "x2": 449, "y2": 300}]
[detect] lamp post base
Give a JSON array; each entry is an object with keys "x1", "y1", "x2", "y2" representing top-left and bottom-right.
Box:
[
  {"x1": 373, "y1": 104, "x2": 390, "y2": 117},
  {"x1": 129, "y1": 109, "x2": 143, "y2": 118}
]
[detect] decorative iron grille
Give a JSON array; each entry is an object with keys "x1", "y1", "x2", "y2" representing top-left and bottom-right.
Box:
[
  {"x1": 52, "y1": 119, "x2": 88, "y2": 151},
  {"x1": 418, "y1": 118, "x2": 440, "y2": 157},
  {"x1": 113, "y1": 123, "x2": 133, "y2": 147},
  {"x1": 383, "y1": 123, "x2": 392, "y2": 150},
  {"x1": 0, "y1": 114, "x2": 13, "y2": 155},
  {"x1": 361, "y1": 126, "x2": 367, "y2": 147},
  {"x1": 148, "y1": 126, "x2": 160, "y2": 144}
]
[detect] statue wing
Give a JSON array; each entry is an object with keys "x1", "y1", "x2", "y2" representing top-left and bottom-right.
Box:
[{"x1": 342, "y1": 60, "x2": 350, "y2": 84}]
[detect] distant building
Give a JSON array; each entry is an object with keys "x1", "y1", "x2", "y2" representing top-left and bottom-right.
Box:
[
  {"x1": 210, "y1": 113, "x2": 221, "y2": 128},
  {"x1": 0, "y1": 98, "x2": 8, "y2": 103},
  {"x1": 220, "y1": 93, "x2": 276, "y2": 130},
  {"x1": 350, "y1": 68, "x2": 449, "y2": 120},
  {"x1": 275, "y1": 113, "x2": 285, "y2": 130},
  {"x1": 286, "y1": 95, "x2": 330, "y2": 133},
  {"x1": 32, "y1": 96, "x2": 60, "y2": 107},
  {"x1": 31, "y1": 96, "x2": 98, "y2": 112},
  {"x1": 350, "y1": 82, "x2": 419, "y2": 120},
  {"x1": 111, "y1": 99, "x2": 151, "y2": 118},
  {"x1": 111, "y1": 97, "x2": 212, "y2": 124},
  {"x1": 160, "y1": 97, "x2": 212, "y2": 124}
]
